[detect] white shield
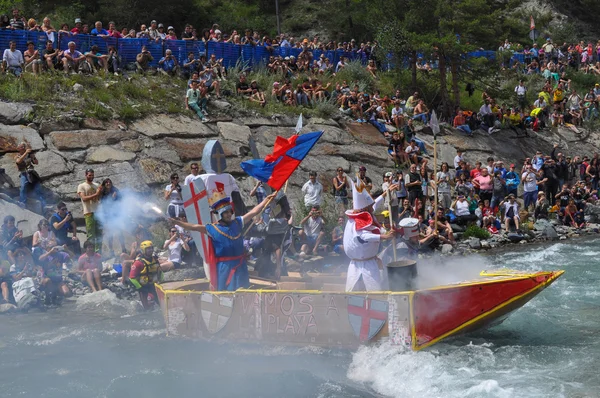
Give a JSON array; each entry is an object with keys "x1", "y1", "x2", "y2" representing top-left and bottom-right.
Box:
[{"x1": 200, "y1": 292, "x2": 234, "y2": 334}]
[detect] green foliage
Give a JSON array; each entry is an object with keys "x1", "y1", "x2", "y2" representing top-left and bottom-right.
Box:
[{"x1": 462, "y1": 225, "x2": 491, "y2": 240}]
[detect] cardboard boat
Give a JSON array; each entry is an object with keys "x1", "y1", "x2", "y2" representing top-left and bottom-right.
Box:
[{"x1": 155, "y1": 269, "x2": 564, "y2": 351}]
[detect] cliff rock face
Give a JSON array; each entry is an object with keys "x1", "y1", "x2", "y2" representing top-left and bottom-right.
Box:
[{"x1": 1, "y1": 100, "x2": 599, "y2": 236}]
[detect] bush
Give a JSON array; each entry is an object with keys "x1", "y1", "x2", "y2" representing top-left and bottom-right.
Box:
[{"x1": 462, "y1": 225, "x2": 491, "y2": 240}]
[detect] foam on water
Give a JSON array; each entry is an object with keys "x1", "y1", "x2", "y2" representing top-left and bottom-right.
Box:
[{"x1": 75, "y1": 289, "x2": 143, "y2": 316}]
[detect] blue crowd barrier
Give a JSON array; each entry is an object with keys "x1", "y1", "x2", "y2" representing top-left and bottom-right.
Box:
[
  {"x1": 207, "y1": 41, "x2": 241, "y2": 69},
  {"x1": 0, "y1": 30, "x2": 48, "y2": 54},
  {"x1": 0, "y1": 30, "x2": 530, "y2": 74}
]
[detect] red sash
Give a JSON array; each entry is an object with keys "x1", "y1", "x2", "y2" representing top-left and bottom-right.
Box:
[{"x1": 216, "y1": 254, "x2": 245, "y2": 287}]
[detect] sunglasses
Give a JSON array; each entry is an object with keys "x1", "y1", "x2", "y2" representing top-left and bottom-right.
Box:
[
  {"x1": 170, "y1": 230, "x2": 177, "y2": 233},
  {"x1": 172, "y1": 176, "x2": 179, "y2": 179},
  {"x1": 58, "y1": 207, "x2": 67, "y2": 211},
  {"x1": 191, "y1": 167, "x2": 199, "y2": 170}
]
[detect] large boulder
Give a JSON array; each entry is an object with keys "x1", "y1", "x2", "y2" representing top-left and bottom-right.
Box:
[
  {"x1": 0, "y1": 150, "x2": 71, "y2": 186},
  {"x1": 164, "y1": 138, "x2": 208, "y2": 161},
  {"x1": 130, "y1": 114, "x2": 218, "y2": 138},
  {"x1": 136, "y1": 158, "x2": 173, "y2": 185},
  {"x1": 218, "y1": 122, "x2": 252, "y2": 144},
  {"x1": 46, "y1": 162, "x2": 148, "y2": 200},
  {"x1": 0, "y1": 102, "x2": 33, "y2": 125},
  {"x1": 0, "y1": 125, "x2": 45, "y2": 152},
  {"x1": 49, "y1": 130, "x2": 137, "y2": 150},
  {"x1": 140, "y1": 142, "x2": 182, "y2": 166},
  {"x1": 0, "y1": 198, "x2": 43, "y2": 238},
  {"x1": 300, "y1": 124, "x2": 353, "y2": 145},
  {"x1": 87, "y1": 146, "x2": 137, "y2": 163}
]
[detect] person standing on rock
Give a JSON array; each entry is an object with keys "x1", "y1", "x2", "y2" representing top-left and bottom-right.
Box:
[
  {"x1": 77, "y1": 169, "x2": 103, "y2": 253},
  {"x1": 184, "y1": 162, "x2": 200, "y2": 186},
  {"x1": 302, "y1": 171, "x2": 323, "y2": 211},
  {"x1": 15, "y1": 142, "x2": 46, "y2": 212}
]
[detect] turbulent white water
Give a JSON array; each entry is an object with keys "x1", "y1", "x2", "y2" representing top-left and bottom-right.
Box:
[
  {"x1": 346, "y1": 240, "x2": 600, "y2": 398},
  {"x1": 1, "y1": 239, "x2": 598, "y2": 398}
]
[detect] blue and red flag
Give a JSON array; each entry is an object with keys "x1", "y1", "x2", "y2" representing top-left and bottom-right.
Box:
[{"x1": 241, "y1": 131, "x2": 323, "y2": 190}]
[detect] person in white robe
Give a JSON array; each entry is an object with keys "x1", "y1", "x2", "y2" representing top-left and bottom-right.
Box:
[{"x1": 344, "y1": 179, "x2": 397, "y2": 291}]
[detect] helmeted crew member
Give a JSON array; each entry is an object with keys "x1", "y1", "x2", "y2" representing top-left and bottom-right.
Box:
[
  {"x1": 344, "y1": 179, "x2": 397, "y2": 291},
  {"x1": 172, "y1": 191, "x2": 276, "y2": 291},
  {"x1": 129, "y1": 240, "x2": 162, "y2": 309}
]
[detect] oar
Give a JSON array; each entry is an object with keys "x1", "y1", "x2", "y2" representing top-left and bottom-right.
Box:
[{"x1": 387, "y1": 188, "x2": 397, "y2": 262}]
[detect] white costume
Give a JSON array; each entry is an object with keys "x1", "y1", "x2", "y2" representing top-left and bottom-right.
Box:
[{"x1": 344, "y1": 180, "x2": 385, "y2": 291}]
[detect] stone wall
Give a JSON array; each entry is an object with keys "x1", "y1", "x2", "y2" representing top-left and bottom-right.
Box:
[{"x1": 2, "y1": 99, "x2": 600, "y2": 238}]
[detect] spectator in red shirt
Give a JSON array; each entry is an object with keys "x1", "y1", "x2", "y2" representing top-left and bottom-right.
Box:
[
  {"x1": 70, "y1": 18, "x2": 82, "y2": 34},
  {"x1": 107, "y1": 21, "x2": 122, "y2": 38},
  {"x1": 470, "y1": 161, "x2": 483, "y2": 180}
]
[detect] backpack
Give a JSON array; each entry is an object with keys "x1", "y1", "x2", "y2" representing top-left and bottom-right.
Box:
[{"x1": 78, "y1": 60, "x2": 93, "y2": 74}]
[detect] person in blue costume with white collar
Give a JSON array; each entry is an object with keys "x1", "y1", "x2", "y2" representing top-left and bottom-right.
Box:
[{"x1": 172, "y1": 191, "x2": 276, "y2": 291}]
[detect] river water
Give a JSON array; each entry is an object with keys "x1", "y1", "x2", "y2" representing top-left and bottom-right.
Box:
[{"x1": 1, "y1": 239, "x2": 598, "y2": 398}]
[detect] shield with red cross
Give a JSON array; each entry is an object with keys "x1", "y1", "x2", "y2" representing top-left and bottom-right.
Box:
[
  {"x1": 347, "y1": 296, "x2": 389, "y2": 342},
  {"x1": 181, "y1": 176, "x2": 216, "y2": 290},
  {"x1": 200, "y1": 292, "x2": 234, "y2": 334}
]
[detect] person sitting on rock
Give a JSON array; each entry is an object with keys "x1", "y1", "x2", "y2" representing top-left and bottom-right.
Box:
[
  {"x1": 15, "y1": 142, "x2": 46, "y2": 211},
  {"x1": 2, "y1": 40, "x2": 24, "y2": 77},
  {"x1": 61, "y1": 41, "x2": 85, "y2": 74},
  {"x1": 77, "y1": 240, "x2": 103, "y2": 293},
  {"x1": 136, "y1": 45, "x2": 154, "y2": 74},
  {"x1": 534, "y1": 192, "x2": 549, "y2": 220},
  {"x1": 249, "y1": 80, "x2": 267, "y2": 107},
  {"x1": 50, "y1": 202, "x2": 81, "y2": 256},
  {"x1": 1, "y1": 216, "x2": 32, "y2": 264},
  {"x1": 158, "y1": 48, "x2": 179, "y2": 76},
  {"x1": 500, "y1": 194, "x2": 521, "y2": 232},
  {"x1": 38, "y1": 247, "x2": 72, "y2": 304},
  {"x1": 299, "y1": 206, "x2": 326, "y2": 256},
  {"x1": 32, "y1": 218, "x2": 56, "y2": 265},
  {"x1": 185, "y1": 79, "x2": 209, "y2": 122},
  {"x1": 162, "y1": 227, "x2": 190, "y2": 270},
  {"x1": 43, "y1": 40, "x2": 63, "y2": 72},
  {"x1": 84, "y1": 45, "x2": 109, "y2": 74},
  {"x1": 404, "y1": 139, "x2": 428, "y2": 169},
  {"x1": 200, "y1": 65, "x2": 221, "y2": 99}
]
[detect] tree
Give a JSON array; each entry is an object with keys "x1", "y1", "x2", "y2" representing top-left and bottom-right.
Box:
[{"x1": 374, "y1": 0, "x2": 502, "y2": 117}]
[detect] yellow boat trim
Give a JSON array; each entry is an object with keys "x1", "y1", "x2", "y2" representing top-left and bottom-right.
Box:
[{"x1": 413, "y1": 270, "x2": 565, "y2": 351}]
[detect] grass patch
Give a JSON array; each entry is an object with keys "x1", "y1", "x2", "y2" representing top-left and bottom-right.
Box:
[
  {"x1": 0, "y1": 72, "x2": 186, "y2": 121},
  {"x1": 462, "y1": 225, "x2": 491, "y2": 240}
]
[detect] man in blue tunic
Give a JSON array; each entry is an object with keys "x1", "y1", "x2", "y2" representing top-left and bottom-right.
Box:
[{"x1": 172, "y1": 191, "x2": 275, "y2": 291}]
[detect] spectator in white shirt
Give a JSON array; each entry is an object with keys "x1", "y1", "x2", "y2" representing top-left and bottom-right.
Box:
[
  {"x1": 162, "y1": 227, "x2": 190, "y2": 269},
  {"x1": 302, "y1": 171, "x2": 323, "y2": 209},
  {"x1": 479, "y1": 100, "x2": 494, "y2": 127},
  {"x1": 2, "y1": 40, "x2": 24, "y2": 77},
  {"x1": 453, "y1": 149, "x2": 464, "y2": 169},
  {"x1": 184, "y1": 162, "x2": 200, "y2": 185}
]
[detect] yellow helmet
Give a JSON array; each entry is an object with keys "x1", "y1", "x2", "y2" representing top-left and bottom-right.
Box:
[{"x1": 140, "y1": 240, "x2": 154, "y2": 251}]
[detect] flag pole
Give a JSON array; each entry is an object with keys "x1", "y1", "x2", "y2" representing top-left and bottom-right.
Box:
[
  {"x1": 430, "y1": 111, "x2": 440, "y2": 229},
  {"x1": 242, "y1": 190, "x2": 279, "y2": 237},
  {"x1": 283, "y1": 113, "x2": 303, "y2": 194}
]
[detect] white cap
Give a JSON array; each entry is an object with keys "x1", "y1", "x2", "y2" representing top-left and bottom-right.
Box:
[
  {"x1": 399, "y1": 218, "x2": 419, "y2": 238},
  {"x1": 349, "y1": 179, "x2": 374, "y2": 212}
]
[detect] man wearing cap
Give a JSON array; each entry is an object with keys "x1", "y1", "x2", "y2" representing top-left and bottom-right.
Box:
[
  {"x1": 71, "y1": 18, "x2": 83, "y2": 34},
  {"x1": 172, "y1": 192, "x2": 276, "y2": 291},
  {"x1": 148, "y1": 20, "x2": 160, "y2": 40},
  {"x1": 302, "y1": 171, "x2": 323, "y2": 210},
  {"x1": 344, "y1": 180, "x2": 397, "y2": 291}
]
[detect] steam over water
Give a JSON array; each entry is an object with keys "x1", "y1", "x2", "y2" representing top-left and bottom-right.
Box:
[{"x1": 1, "y1": 240, "x2": 598, "y2": 397}]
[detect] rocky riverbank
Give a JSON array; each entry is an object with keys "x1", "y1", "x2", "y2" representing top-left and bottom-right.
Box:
[{"x1": 2, "y1": 94, "x2": 600, "y2": 279}]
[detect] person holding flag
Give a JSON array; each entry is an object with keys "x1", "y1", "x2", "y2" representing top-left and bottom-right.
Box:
[{"x1": 171, "y1": 191, "x2": 276, "y2": 291}]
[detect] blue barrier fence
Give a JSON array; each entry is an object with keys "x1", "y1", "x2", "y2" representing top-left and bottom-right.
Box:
[{"x1": 0, "y1": 30, "x2": 529, "y2": 71}]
